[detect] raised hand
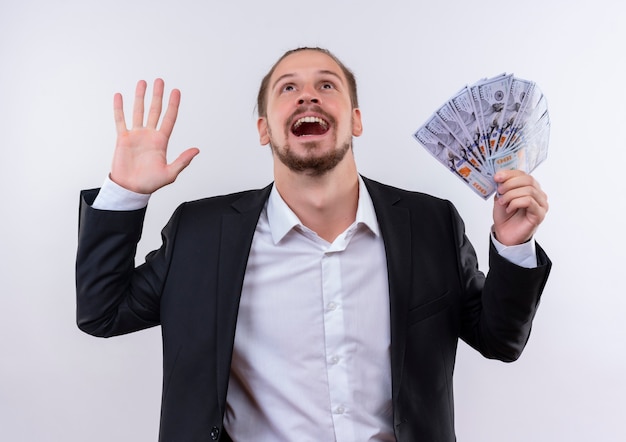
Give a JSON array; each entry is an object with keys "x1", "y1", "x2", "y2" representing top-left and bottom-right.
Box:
[
  {"x1": 110, "y1": 79, "x2": 199, "y2": 194},
  {"x1": 492, "y1": 170, "x2": 549, "y2": 246}
]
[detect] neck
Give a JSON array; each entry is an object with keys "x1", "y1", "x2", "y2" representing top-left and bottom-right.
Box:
[{"x1": 274, "y1": 155, "x2": 359, "y2": 243}]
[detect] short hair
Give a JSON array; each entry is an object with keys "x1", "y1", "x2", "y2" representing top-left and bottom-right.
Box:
[{"x1": 256, "y1": 47, "x2": 359, "y2": 118}]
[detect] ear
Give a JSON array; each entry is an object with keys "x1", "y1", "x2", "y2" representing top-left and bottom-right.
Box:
[
  {"x1": 257, "y1": 117, "x2": 270, "y2": 145},
  {"x1": 351, "y1": 108, "x2": 363, "y2": 137}
]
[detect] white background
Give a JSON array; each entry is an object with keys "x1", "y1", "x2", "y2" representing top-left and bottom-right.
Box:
[{"x1": 1, "y1": 0, "x2": 625, "y2": 440}]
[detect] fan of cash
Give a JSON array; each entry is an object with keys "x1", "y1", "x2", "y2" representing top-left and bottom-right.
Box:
[{"x1": 413, "y1": 73, "x2": 550, "y2": 199}]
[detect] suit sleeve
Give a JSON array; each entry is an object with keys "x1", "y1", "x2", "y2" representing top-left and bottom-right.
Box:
[
  {"x1": 75, "y1": 188, "x2": 181, "y2": 337},
  {"x1": 451, "y1": 201, "x2": 552, "y2": 362}
]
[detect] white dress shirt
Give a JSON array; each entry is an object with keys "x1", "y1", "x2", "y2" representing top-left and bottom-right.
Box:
[
  {"x1": 91, "y1": 175, "x2": 537, "y2": 441},
  {"x1": 224, "y1": 179, "x2": 394, "y2": 441}
]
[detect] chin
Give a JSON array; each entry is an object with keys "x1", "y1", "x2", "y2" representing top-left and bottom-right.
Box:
[{"x1": 272, "y1": 139, "x2": 351, "y2": 176}]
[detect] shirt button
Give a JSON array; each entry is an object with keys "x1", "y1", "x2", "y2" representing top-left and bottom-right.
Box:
[
  {"x1": 327, "y1": 302, "x2": 337, "y2": 311},
  {"x1": 329, "y1": 355, "x2": 340, "y2": 365},
  {"x1": 335, "y1": 406, "x2": 346, "y2": 414}
]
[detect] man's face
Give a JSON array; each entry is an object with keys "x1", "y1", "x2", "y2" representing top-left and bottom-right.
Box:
[{"x1": 257, "y1": 50, "x2": 362, "y2": 176}]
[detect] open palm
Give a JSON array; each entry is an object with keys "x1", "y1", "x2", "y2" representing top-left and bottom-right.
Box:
[{"x1": 110, "y1": 79, "x2": 199, "y2": 194}]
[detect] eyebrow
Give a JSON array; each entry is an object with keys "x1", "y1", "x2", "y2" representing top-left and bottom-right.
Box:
[{"x1": 271, "y1": 70, "x2": 344, "y2": 91}]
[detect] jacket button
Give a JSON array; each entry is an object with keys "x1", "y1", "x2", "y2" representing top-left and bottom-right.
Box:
[{"x1": 210, "y1": 426, "x2": 220, "y2": 440}]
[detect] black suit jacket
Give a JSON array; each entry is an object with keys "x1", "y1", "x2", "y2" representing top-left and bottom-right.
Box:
[{"x1": 76, "y1": 177, "x2": 551, "y2": 442}]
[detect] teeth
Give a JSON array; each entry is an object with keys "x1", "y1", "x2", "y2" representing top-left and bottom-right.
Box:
[{"x1": 293, "y1": 116, "x2": 328, "y2": 129}]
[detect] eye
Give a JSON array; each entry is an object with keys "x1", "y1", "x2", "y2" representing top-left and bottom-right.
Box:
[
  {"x1": 321, "y1": 82, "x2": 335, "y2": 90},
  {"x1": 281, "y1": 84, "x2": 296, "y2": 93}
]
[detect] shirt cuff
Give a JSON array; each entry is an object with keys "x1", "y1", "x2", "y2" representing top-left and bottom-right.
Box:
[
  {"x1": 490, "y1": 229, "x2": 538, "y2": 269},
  {"x1": 91, "y1": 175, "x2": 151, "y2": 211}
]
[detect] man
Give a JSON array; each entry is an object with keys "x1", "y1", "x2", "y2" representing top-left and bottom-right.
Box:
[{"x1": 76, "y1": 47, "x2": 551, "y2": 441}]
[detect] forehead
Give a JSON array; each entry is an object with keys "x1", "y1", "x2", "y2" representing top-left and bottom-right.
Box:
[{"x1": 270, "y1": 50, "x2": 346, "y2": 85}]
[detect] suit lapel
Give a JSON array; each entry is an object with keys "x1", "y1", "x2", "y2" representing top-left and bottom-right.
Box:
[
  {"x1": 363, "y1": 177, "x2": 413, "y2": 402},
  {"x1": 215, "y1": 184, "x2": 273, "y2": 411}
]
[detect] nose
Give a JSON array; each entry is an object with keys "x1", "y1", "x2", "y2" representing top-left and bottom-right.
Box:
[
  {"x1": 297, "y1": 85, "x2": 319, "y2": 105},
  {"x1": 298, "y1": 97, "x2": 319, "y2": 104}
]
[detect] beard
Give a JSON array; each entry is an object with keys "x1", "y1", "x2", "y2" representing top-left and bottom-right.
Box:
[
  {"x1": 268, "y1": 108, "x2": 353, "y2": 176},
  {"x1": 270, "y1": 138, "x2": 352, "y2": 177}
]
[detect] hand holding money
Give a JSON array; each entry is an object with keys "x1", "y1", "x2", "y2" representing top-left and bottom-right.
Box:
[{"x1": 492, "y1": 169, "x2": 548, "y2": 246}]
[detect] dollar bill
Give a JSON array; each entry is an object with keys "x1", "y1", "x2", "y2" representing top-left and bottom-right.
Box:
[
  {"x1": 476, "y1": 74, "x2": 513, "y2": 156},
  {"x1": 413, "y1": 125, "x2": 496, "y2": 199},
  {"x1": 435, "y1": 102, "x2": 485, "y2": 169},
  {"x1": 449, "y1": 87, "x2": 488, "y2": 161},
  {"x1": 425, "y1": 113, "x2": 485, "y2": 172},
  {"x1": 498, "y1": 77, "x2": 535, "y2": 151},
  {"x1": 414, "y1": 73, "x2": 550, "y2": 199}
]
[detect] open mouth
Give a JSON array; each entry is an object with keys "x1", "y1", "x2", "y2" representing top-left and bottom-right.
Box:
[{"x1": 291, "y1": 116, "x2": 330, "y2": 137}]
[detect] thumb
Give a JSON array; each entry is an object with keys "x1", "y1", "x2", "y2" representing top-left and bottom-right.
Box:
[{"x1": 167, "y1": 147, "x2": 200, "y2": 182}]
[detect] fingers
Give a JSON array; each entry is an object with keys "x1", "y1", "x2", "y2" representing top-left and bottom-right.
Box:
[
  {"x1": 113, "y1": 92, "x2": 127, "y2": 134},
  {"x1": 494, "y1": 170, "x2": 548, "y2": 218},
  {"x1": 167, "y1": 147, "x2": 200, "y2": 182},
  {"x1": 160, "y1": 88, "x2": 181, "y2": 138},
  {"x1": 132, "y1": 80, "x2": 147, "y2": 128},
  {"x1": 118, "y1": 79, "x2": 178, "y2": 134},
  {"x1": 491, "y1": 171, "x2": 549, "y2": 245},
  {"x1": 147, "y1": 78, "x2": 165, "y2": 128}
]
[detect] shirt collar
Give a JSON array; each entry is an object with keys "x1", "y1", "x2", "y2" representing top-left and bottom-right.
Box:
[{"x1": 267, "y1": 175, "x2": 381, "y2": 244}]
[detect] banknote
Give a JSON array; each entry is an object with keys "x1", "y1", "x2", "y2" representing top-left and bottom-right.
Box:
[
  {"x1": 414, "y1": 73, "x2": 549, "y2": 199},
  {"x1": 414, "y1": 125, "x2": 497, "y2": 198},
  {"x1": 476, "y1": 74, "x2": 513, "y2": 155},
  {"x1": 424, "y1": 113, "x2": 485, "y2": 172},
  {"x1": 497, "y1": 77, "x2": 534, "y2": 151},
  {"x1": 435, "y1": 102, "x2": 485, "y2": 169},
  {"x1": 449, "y1": 87, "x2": 488, "y2": 160}
]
